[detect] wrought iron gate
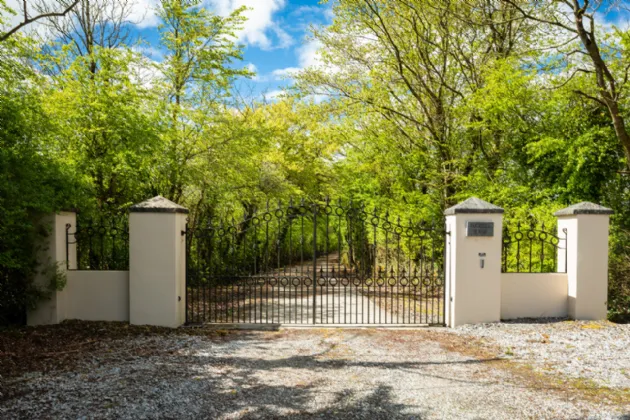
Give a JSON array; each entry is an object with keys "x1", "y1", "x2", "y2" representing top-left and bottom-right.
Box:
[{"x1": 185, "y1": 199, "x2": 446, "y2": 325}]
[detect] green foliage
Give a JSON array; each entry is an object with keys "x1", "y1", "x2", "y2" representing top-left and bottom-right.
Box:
[
  {"x1": 42, "y1": 46, "x2": 160, "y2": 210},
  {"x1": 0, "y1": 37, "x2": 83, "y2": 323},
  {"x1": 1, "y1": 0, "x2": 630, "y2": 323},
  {"x1": 609, "y1": 228, "x2": 630, "y2": 323}
]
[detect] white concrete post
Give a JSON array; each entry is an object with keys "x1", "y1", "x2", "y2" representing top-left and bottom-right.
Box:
[
  {"x1": 554, "y1": 202, "x2": 613, "y2": 320},
  {"x1": 27, "y1": 211, "x2": 77, "y2": 325},
  {"x1": 444, "y1": 197, "x2": 504, "y2": 327},
  {"x1": 129, "y1": 196, "x2": 188, "y2": 327}
]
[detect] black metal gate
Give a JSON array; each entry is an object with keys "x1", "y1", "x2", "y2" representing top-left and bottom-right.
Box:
[{"x1": 185, "y1": 199, "x2": 446, "y2": 325}]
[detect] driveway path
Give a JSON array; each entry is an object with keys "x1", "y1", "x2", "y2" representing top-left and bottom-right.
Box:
[{"x1": 2, "y1": 326, "x2": 626, "y2": 419}]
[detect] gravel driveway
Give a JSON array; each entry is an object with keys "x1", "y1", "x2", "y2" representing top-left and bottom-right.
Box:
[
  {"x1": 1, "y1": 322, "x2": 628, "y2": 419},
  {"x1": 454, "y1": 318, "x2": 630, "y2": 389}
]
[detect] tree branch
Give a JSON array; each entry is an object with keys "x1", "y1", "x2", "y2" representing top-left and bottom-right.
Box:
[
  {"x1": 0, "y1": 0, "x2": 79, "y2": 42},
  {"x1": 573, "y1": 89, "x2": 607, "y2": 106}
]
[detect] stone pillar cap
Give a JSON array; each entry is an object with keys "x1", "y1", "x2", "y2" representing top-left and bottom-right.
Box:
[
  {"x1": 129, "y1": 196, "x2": 189, "y2": 214},
  {"x1": 553, "y1": 202, "x2": 613, "y2": 216},
  {"x1": 444, "y1": 197, "x2": 504, "y2": 215}
]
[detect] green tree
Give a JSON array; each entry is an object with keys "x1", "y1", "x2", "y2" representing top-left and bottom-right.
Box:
[
  {"x1": 153, "y1": 0, "x2": 249, "y2": 203},
  {"x1": 0, "y1": 32, "x2": 82, "y2": 323},
  {"x1": 42, "y1": 46, "x2": 160, "y2": 211},
  {"x1": 297, "y1": 0, "x2": 535, "y2": 210}
]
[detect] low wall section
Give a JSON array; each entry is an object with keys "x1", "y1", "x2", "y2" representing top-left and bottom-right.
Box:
[
  {"x1": 65, "y1": 271, "x2": 130, "y2": 322},
  {"x1": 500, "y1": 273, "x2": 568, "y2": 320}
]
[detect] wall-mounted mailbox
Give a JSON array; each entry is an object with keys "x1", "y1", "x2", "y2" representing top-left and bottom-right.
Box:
[{"x1": 466, "y1": 221, "x2": 494, "y2": 237}]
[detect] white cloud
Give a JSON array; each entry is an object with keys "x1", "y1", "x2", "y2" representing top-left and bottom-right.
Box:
[
  {"x1": 133, "y1": 45, "x2": 164, "y2": 61},
  {"x1": 2, "y1": 0, "x2": 160, "y2": 38},
  {"x1": 272, "y1": 26, "x2": 293, "y2": 49},
  {"x1": 208, "y1": 0, "x2": 291, "y2": 50},
  {"x1": 127, "y1": 0, "x2": 160, "y2": 28},
  {"x1": 246, "y1": 62, "x2": 268, "y2": 81},
  {"x1": 269, "y1": 39, "x2": 324, "y2": 81},
  {"x1": 2, "y1": 0, "x2": 56, "y2": 38},
  {"x1": 262, "y1": 89, "x2": 286, "y2": 101},
  {"x1": 290, "y1": 4, "x2": 333, "y2": 25},
  {"x1": 2, "y1": 0, "x2": 24, "y2": 29},
  {"x1": 293, "y1": 6, "x2": 321, "y2": 15},
  {"x1": 304, "y1": 93, "x2": 327, "y2": 104},
  {"x1": 594, "y1": 9, "x2": 630, "y2": 33},
  {"x1": 297, "y1": 39, "x2": 323, "y2": 68},
  {"x1": 271, "y1": 66, "x2": 300, "y2": 79}
]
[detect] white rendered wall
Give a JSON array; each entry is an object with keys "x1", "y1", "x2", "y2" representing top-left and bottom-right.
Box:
[
  {"x1": 129, "y1": 212, "x2": 187, "y2": 327},
  {"x1": 558, "y1": 214, "x2": 610, "y2": 320},
  {"x1": 66, "y1": 271, "x2": 129, "y2": 322},
  {"x1": 501, "y1": 273, "x2": 568, "y2": 319},
  {"x1": 445, "y1": 213, "x2": 503, "y2": 327},
  {"x1": 27, "y1": 212, "x2": 77, "y2": 325}
]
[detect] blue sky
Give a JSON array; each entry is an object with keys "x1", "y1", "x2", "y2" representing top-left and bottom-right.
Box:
[
  {"x1": 4, "y1": 0, "x2": 630, "y2": 100},
  {"x1": 134, "y1": 0, "x2": 333, "y2": 99},
  {"x1": 0, "y1": 0, "x2": 332, "y2": 98}
]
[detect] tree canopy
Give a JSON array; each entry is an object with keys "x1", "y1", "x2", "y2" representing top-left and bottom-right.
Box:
[{"x1": 0, "y1": 0, "x2": 629, "y2": 323}]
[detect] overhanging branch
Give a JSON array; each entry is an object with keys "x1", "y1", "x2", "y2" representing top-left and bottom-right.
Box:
[{"x1": 0, "y1": 0, "x2": 79, "y2": 42}]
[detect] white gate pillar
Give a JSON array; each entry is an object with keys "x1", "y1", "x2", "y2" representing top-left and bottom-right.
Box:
[
  {"x1": 27, "y1": 211, "x2": 77, "y2": 325},
  {"x1": 444, "y1": 197, "x2": 504, "y2": 327},
  {"x1": 554, "y1": 202, "x2": 613, "y2": 320},
  {"x1": 129, "y1": 196, "x2": 188, "y2": 327}
]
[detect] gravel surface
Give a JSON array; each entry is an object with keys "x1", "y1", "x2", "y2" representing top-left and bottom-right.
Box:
[
  {"x1": 1, "y1": 325, "x2": 628, "y2": 419},
  {"x1": 453, "y1": 318, "x2": 630, "y2": 389}
]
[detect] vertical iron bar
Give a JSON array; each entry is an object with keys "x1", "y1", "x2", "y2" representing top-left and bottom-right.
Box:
[
  {"x1": 552, "y1": 228, "x2": 558, "y2": 274},
  {"x1": 564, "y1": 228, "x2": 568, "y2": 273},
  {"x1": 287, "y1": 208, "x2": 292, "y2": 324},
  {"x1": 373, "y1": 211, "x2": 378, "y2": 325},
  {"x1": 264, "y1": 203, "x2": 270, "y2": 323},
  {"x1": 100, "y1": 215, "x2": 105, "y2": 270},
  {"x1": 185, "y1": 223, "x2": 189, "y2": 324},
  {"x1": 277, "y1": 206, "x2": 281, "y2": 324},
  {"x1": 359, "y1": 206, "x2": 365, "y2": 324},
  {"x1": 540, "y1": 223, "x2": 545, "y2": 273},
  {"x1": 396, "y1": 222, "x2": 400, "y2": 324},
  {"x1": 201, "y1": 231, "x2": 206, "y2": 323},
  {"x1": 418, "y1": 231, "x2": 427, "y2": 324},
  {"x1": 88, "y1": 218, "x2": 93, "y2": 270},
  {"x1": 529, "y1": 222, "x2": 533, "y2": 273},
  {"x1": 516, "y1": 222, "x2": 521, "y2": 272},
  {"x1": 385, "y1": 223, "x2": 389, "y2": 324},
  {"x1": 324, "y1": 200, "x2": 330, "y2": 324},
  {"x1": 408, "y1": 225, "x2": 412, "y2": 324},
  {"x1": 111, "y1": 219, "x2": 116, "y2": 270},
  {"x1": 65, "y1": 224, "x2": 71, "y2": 270},
  {"x1": 502, "y1": 226, "x2": 508, "y2": 273},
  {"x1": 76, "y1": 218, "x2": 81, "y2": 270},
  {"x1": 198, "y1": 228, "x2": 203, "y2": 323},
  {"x1": 252, "y1": 226, "x2": 256, "y2": 324},
  {"x1": 312, "y1": 203, "x2": 318, "y2": 324},
  {"x1": 345, "y1": 209, "x2": 351, "y2": 325},
  {"x1": 443, "y1": 227, "x2": 448, "y2": 325},
  {"x1": 430, "y1": 224, "x2": 436, "y2": 324}
]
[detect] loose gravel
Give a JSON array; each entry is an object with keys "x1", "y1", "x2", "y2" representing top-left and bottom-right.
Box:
[
  {"x1": 1, "y1": 325, "x2": 628, "y2": 419},
  {"x1": 453, "y1": 318, "x2": 630, "y2": 389}
]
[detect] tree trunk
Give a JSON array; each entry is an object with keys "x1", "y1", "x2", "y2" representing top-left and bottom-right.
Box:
[{"x1": 572, "y1": 1, "x2": 630, "y2": 169}]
